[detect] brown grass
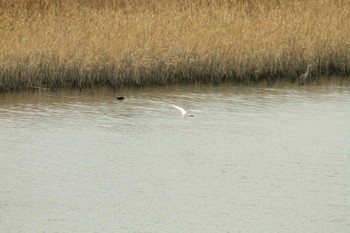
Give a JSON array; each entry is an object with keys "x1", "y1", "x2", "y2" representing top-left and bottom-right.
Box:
[{"x1": 1, "y1": 0, "x2": 350, "y2": 90}]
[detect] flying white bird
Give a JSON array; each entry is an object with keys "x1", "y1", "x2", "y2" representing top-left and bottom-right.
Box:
[{"x1": 172, "y1": 104, "x2": 200, "y2": 117}]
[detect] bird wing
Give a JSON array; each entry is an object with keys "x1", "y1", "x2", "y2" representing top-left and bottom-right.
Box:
[{"x1": 172, "y1": 105, "x2": 187, "y2": 115}]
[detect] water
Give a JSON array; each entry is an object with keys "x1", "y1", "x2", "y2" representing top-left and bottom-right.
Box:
[{"x1": 1, "y1": 80, "x2": 350, "y2": 233}]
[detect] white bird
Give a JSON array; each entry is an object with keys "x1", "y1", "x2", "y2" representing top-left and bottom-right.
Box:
[{"x1": 172, "y1": 104, "x2": 199, "y2": 117}]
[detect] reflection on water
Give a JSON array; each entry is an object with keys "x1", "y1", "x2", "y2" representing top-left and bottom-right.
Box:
[{"x1": 1, "y1": 80, "x2": 350, "y2": 233}]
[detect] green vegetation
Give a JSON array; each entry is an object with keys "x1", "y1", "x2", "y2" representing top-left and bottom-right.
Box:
[{"x1": 1, "y1": 0, "x2": 349, "y2": 90}]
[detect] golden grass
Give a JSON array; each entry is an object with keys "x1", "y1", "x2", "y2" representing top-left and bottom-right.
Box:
[{"x1": 1, "y1": 0, "x2": 350, "y2": 90}]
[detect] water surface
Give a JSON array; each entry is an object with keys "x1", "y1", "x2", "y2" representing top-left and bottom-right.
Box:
[{"x1": 1, "y1": 80, "x2": 350, "y2": 233}]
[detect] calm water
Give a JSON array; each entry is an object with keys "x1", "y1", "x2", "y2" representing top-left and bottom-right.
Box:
[{"x1": 1, "y1": 80, "x2": 350, "y2": 233}]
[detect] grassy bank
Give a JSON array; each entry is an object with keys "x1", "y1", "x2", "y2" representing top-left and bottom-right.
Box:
[{"x1": 1, "y1": 0, "x2": 350, "y2": 90}]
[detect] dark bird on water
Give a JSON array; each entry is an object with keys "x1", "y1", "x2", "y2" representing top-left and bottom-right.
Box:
[{"x1": 116, "y1": 96, "x2": 125, "y2": 101}]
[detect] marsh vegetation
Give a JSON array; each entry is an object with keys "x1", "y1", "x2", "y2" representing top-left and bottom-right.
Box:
[{"x1": 1, "y1": 0, "x2": 349, "y2": 90}]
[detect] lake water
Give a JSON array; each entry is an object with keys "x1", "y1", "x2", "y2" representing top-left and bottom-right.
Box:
[{"x1": 1, "y1": 80, "x2": 350, "y2": 233}]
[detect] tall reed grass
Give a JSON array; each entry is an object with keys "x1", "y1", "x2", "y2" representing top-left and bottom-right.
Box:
[{"x1": 1, "y1": 0, "x2": 349, "y2": 90}]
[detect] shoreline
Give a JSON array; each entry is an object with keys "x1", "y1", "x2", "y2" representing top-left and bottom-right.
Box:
[
  {"x1": 1, "y1": 56, "x2": 349, "y2": 92},
  {"x1": 1, "y1": 73, "x2": 348, "y2": 94}
]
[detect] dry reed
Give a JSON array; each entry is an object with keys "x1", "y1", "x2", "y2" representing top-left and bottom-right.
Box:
[{"x1": 1, "y1": 0, "x2": 350, "y2": 90}]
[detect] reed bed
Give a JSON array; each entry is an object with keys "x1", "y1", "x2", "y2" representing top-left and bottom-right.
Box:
[{"x1": 1, "y1": 0, "x2": 350, "y2": 90}]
